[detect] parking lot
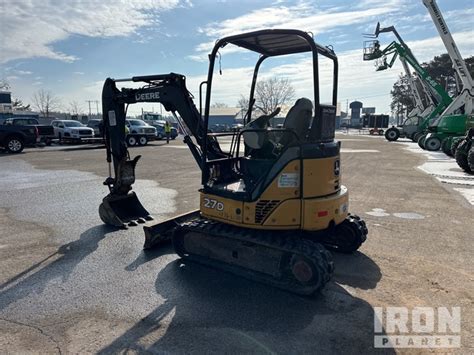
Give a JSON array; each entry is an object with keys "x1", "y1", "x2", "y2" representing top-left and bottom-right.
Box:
[{"x1": 0, "y1": 134, "x2": 472, "y2": 353}]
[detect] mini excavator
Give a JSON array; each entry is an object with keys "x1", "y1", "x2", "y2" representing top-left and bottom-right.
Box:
[{"x1": 99, "y1": 29, "x2": 368, "y2": 295}]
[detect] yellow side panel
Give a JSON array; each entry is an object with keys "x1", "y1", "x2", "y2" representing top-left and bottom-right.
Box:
[
  {"x1": 302, "y1": 185, "x2": 349, "y2": 231},
  {"x1": 260, "y1": 160, "x2": 301, "y2": 200},
  {"x1": 241, "y1": 160, "x2": 300, "y2": 226},
  {"x1": 200, "y1": 193, "x2": 243, "y2": 224},
  {"x1": 243, "y1": 202, "x2": 257, "y2": 224},
  {"x1": 262, "y1": 199, "x2": 300, "y2": 227},
  {"x1": 303, "y1": 157, "x2": 340, "y2": 198}
]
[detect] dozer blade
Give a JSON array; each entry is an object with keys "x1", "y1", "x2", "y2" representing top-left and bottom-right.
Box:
[
  {"x1": 143, "y1": 209, "x2": 200, "y2": 249},
  {"x1": 99, "y1": 191, "x2": 153, "y2": 228}
]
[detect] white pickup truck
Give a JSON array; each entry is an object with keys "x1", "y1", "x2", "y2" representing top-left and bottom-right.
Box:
[{"x1": 51, "y1": 120, "x2": 95, "y2": 142}]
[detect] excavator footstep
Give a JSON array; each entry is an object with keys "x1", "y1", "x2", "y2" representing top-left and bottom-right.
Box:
[{"x1": 99, "y1": 191, "x2": 153, "y2": 228}]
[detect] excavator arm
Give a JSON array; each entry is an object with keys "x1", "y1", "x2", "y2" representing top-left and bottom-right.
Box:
[{"x1": 99, "y1": 73, "x2": 225, "y2": 227}]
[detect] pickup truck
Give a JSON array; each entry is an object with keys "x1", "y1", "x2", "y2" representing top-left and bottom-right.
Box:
[
  {"x1": 3, "y1": 117, "x2": 55, "y2": 145},
  {"x1": 125, "y1": 119, "x2": 156, "y2": 146},
  {"x1": 51, "y1": 119, "x2": 95, "y2": 142},
  {"x1": 0, "y1": 124, "x2": 38, "y2": 153}
]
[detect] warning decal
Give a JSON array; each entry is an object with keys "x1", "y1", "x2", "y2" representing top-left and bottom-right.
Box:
[
  {"x1": 278, "y1": 173, "x2": 300, "y2": 188},
  {"x1": 108, "y1": 110, "x2": 117, "y2": 126}
]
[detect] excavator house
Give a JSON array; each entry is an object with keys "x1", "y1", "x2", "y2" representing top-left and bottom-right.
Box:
[{"x1": 99, "y1": 29, "x2": 368, "y2": 295}]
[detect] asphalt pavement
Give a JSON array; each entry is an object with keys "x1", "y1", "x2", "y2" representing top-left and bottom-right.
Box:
[{"x1": 0, "y1": 134, "x2": 472, "y2": 353}]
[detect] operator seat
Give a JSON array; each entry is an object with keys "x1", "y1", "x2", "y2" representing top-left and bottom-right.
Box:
[{"x1": 281, "y1": 97, "x2": 313, "y2": 145}]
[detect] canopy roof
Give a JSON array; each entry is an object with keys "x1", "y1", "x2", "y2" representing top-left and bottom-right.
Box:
[{"x1": 221, "y1": 29, "x2": 318, "y2": 57}]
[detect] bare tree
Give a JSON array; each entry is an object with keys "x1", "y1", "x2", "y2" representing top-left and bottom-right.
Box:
[
  {"x1": 237, "y1": 95, "x2": 249, "y2": 111},
  {"x1": 32, "y1": 89, "x2": 60, "y2": 117},
  {"x1": 12, "y1": 98, "x2": 31, "y2": 111},
  {"x1": 254, "y1": 77, "x2": 295, "y2": 114},
  {"x1": 0, "y1": 79, "x2": 10, "y2": 90},
  {"x1": 69, "y1": 100, "x2": 83, "y2": 115}
]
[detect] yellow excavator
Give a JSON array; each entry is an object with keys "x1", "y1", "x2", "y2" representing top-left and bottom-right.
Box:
[{"x1": 99, "y1": 29, "x2": 368, "y2": 295}]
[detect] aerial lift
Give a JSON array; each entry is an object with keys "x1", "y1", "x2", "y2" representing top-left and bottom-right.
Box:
[
  {"x1": 363, "y1": 37, "x2": 452, "y2": 149},
  {"x1": 98, "y1": 29, "x2": 368, "y2": 295},
  {"x1": 421, "y1": 0, "x2": 474, "y2": 156},
  {"x1": 363, "y1": 23, "x2": 438, "y2": 142}
]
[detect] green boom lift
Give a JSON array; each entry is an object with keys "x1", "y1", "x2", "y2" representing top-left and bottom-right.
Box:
[{"x1": 363, "y1": 39, "x2": 452, "y2": 149}]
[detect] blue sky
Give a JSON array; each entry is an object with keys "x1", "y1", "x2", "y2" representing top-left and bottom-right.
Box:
[{"x1": 1, "y1": 0, "x2": 473, "y2": 115}]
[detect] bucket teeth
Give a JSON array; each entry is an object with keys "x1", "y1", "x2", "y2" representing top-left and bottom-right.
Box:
[{"x1": 98, "y1": 191, "x2": 152, "y2": 228}]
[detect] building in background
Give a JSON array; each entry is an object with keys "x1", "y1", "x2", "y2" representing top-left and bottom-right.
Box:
[
  {"x1": 362, "y1": 107, "x2": 376, "y2": 115},
  {"x1": 0, "y1": 91, "x2": 41, "y2": 123},
  {"x1": 0, "y1": 91, "x2": 13, "y2": 122},
  {"x1": 208, "y1": 107, "x2": 242, "y2": 130},
  {"x1": 349, "y1": 101, "x2": 363, "y2": 127}
]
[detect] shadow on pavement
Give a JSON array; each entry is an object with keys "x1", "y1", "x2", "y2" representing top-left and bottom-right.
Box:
[
  {"x1": 125, "y1": 242, "x2": 174, "y2": 272},
  {"x1": 100, "y1": 251, "x2": 392, "y2": 354},
  {"x1": 332, "y1": 251, "x2": 382, "y2": 290},
  {"x1": 0, "y1": 224, "x2": 116, "y2": 311}
]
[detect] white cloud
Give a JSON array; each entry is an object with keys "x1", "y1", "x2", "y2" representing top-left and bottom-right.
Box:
[
  {"x1": 73, "y1": 72, "x2": 85, "y2": 75},
  {"x1": 0, "y1": 0, "x2": 180, "y2": 64},
  {"x1": 181, "y1": 30, "x2": 474, "y2": 114},
  {"x1": 406, "y1": 31, "x2": 474, "y2": 62},
  {"x1": 191, "y1": 0, "x2": 407, "y2": 60},
  {"x1": 16, "y1": 70, "x2": 32, "y2": 75}
]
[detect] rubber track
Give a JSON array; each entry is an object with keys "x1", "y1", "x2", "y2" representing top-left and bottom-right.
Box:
[
  {"x1": 173, "y1": 218, "x2": 334, "y2": 295},
  {"x1": 316, "y1": 214, "x2": 368, "y2": 253}
]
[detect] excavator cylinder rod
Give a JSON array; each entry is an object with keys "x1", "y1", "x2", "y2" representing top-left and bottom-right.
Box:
[
  {"x1": 143, "y1": 210, "x2": 200, "y2": 249},
  {"x1": 98, "y1": 191, "x2": 152, "y2": 228}
]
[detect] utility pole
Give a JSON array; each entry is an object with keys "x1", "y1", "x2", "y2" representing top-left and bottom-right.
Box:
[
  {"x1": 95, "y1": 100, "x2": 99, "y2": 115},
  {"x1": 85, "y1": 100, "x2": 93, "y2": 118}
]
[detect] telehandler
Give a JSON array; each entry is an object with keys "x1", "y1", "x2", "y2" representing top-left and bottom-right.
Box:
[{"x1": 99, "y1": 29, "x2": 368, "y2": 295}]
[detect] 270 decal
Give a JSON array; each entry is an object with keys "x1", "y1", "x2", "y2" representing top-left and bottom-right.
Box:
[{"x1": 203, "y1": 198, "x2": 224, "y2": 211}]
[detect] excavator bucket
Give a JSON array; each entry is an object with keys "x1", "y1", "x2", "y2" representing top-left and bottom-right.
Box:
[
  {"x1": 143, "y1": 209, "x2": 200, "y2": 249},
  {"x1": 99, "y1": 155, "x2": 154, "y2": 228},
  {"x1": 99, "y1": 191, "x2": 153, "y2": 228}
]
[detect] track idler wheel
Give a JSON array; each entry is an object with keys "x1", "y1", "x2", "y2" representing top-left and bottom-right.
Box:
[
  {"x1": 323, "y1": 214, "x2": 368, "y2": 253},
  {"x1": 286, "y1": 246, "x2": 333, "y2": 289}
]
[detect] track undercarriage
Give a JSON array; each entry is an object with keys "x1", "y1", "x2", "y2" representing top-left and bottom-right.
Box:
[{"x1": 145, "y1": 213, "x2": 367, "y2": 295}]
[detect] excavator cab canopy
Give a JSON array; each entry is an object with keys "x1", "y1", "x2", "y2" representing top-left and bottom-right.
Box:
[
  {"x1": 218, "y1": 31, "x2": 322, "y2": 56},
  {"x1": 202, "y1": 29, "x2": 339, "y2": 165},
  {"x1": 198, "y1": 29, "x2": 340, "y2": 198}
]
